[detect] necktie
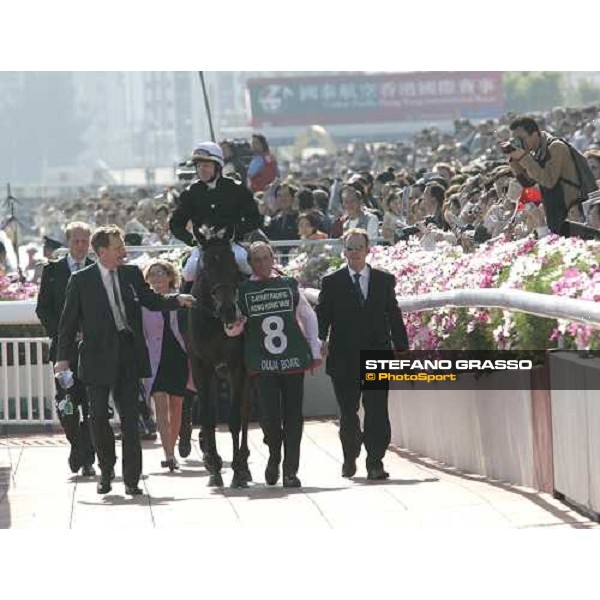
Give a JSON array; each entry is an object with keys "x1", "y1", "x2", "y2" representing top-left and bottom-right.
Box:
[
  {"x1": 353, "y1": 272, "x2": 365, "y2": 307},
  {"x1": 74, "y1": 262, "x2": 82, "y2": 272},
  {"x1": 110, "y1": 270, "x2": 128, "y2": 331}
]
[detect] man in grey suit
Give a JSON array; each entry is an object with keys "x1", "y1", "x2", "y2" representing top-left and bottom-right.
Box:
[
  {"x1": 316, "y1": 228, "x2": 409, "y2": 481},
  {"x1": 36, "y1": 222, "x2": 96, "y2": 477},
  {"x1": 55, "y1": 225, "x2": 195, "y2": 496}
]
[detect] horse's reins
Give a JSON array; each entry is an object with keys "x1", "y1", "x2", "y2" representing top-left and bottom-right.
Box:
[{"x1": 195, "y1": 281, "x2": 241, "y2": 321}]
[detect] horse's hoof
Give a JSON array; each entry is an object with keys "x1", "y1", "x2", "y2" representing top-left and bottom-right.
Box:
[
  {"x1": 231, "y1": 474, "x2": 248, "y2": 489},
  {"x1": 208, "y1": 473, "x2": 224, "y2": 488},
  {"x1": 179, "y1": 436, "x2": 191, "y2": 459},
  {"x1": 240, "y1": 469, "x2": 252, "y2": 483}
]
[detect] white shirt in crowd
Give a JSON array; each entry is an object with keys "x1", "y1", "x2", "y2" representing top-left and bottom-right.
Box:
[
  {"x1": 67, "y1": 253, "x2": 86, "y2": 274},
  {"x1": 345, "y1": 212, "x2": 379, "y2": 243}
]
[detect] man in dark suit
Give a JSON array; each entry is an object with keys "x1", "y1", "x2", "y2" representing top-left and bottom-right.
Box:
[
  {"x1": 55, "y1": 225, "x2": 195, "y2": 496},
  {"x1": 316, "y1": 228, "x2": 409, "y2": 480},
  {"x1": 265, "y1": 183, "x2": 299, "y2": 265},
  {"x1": 36, "y1": 222, "x2": 96, "y2": 477}
]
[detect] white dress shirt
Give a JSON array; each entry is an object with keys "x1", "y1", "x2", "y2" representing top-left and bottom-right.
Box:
[
  {"x1": 97, "y1": 262, "x2": 129, "y2": 331},
  {"x1": 348, "y1": 265, "x2": 370, "y2": 301},
  {"x1": 67, "y1": 253, "x2": 85, "y2": 274}
]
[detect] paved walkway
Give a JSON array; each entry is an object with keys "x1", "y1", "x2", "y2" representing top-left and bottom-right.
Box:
[{"x1": 0, "y1": 419, "x2": 597, "y2": 529}]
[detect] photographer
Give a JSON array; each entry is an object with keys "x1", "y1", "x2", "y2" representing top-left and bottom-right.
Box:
[{"x1": 505, "y1": 116, "x2": 593, "y2": 235}]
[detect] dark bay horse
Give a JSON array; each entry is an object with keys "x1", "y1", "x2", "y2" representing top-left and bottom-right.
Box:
[{"x1": 187, "y1": 229, "x2": 252, "y2": 488}]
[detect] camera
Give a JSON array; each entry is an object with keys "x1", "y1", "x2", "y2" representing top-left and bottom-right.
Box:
[
  {"x1": 500, "y1": 137, "x2": 525, "y2": 155},
  {"x1": 176, "y1": 160, "x2": 197, "y2": 183}
]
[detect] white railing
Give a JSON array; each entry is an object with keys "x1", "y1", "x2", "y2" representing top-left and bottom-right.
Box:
[
  {"x1": 302, "y1": 287, "x2": 600, "y2": 329},
  {"x1": 52, "y1": 239, "x2": 349, "y2": 266},
  {"x1": 0, "y1": 338, "x2": 56, "y2": 425}
]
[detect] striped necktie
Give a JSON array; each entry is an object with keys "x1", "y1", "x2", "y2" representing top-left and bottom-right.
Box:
[{"x1": 110, "y1": 270, "x2": 129, "y2": 331}]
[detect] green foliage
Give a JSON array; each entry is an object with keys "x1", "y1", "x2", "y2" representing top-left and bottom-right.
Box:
[
  {"x1": 513, "y1": 313, "x2": 558, "y2": 351},
  {"x1": 0, "y1": 324, "x2": 45, "y2": 338},
  {"x1": 504, "y1": 72, "x2": 565, "y2": 113},
  {"x1": 574, "y1": 79, "x2": 600, "y2": 106}
]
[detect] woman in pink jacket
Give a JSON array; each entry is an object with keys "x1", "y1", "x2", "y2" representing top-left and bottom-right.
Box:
[{"x1": 142, "y1": 260, "x2": 189, "y2": 471}]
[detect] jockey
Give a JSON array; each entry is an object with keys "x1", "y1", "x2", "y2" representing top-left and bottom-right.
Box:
[{"x1": 169, "y1": 141, "x2": 263, "y2": 282}]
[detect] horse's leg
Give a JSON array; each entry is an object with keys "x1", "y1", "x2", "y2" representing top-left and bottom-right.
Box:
[
  {"x1": 229, "y1": 369, "x2": 245, "y2": 488},
  {"x1": 189, "y1": 356, "x2": 208, "y2": 462},
  {"x1": 239, "y1": 373, "x2": 252, "y2": 483},
  {"x1": 231, "y1": 366, "x2": 252, "y2": 486},
  {"x1": 178, "y1": 389, "x2": 194, "y2": 458},
  {"x1": 199, "y1": 367, "x2": 223, "y2": 487}
]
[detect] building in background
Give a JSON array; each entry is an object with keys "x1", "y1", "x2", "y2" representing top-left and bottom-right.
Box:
[{"x1": 73, "y1": 72, "x2": 209, "y2": 169}]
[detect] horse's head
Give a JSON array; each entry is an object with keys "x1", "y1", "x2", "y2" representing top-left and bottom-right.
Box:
[{"x1": 193, "y1": 228, "x2": 242, "y2": 327}]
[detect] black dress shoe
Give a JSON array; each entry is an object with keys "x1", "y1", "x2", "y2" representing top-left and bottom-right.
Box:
[
  {"x1": 97, "y1": 479, "x2": 112, "y2": 494},
  {"x1": 367, "y1": 466, "x2": 390, "y2": 481},
  {"x1": 342, "y1": 459, "x2": 357, "y2": 478},
  {"x1": 265, "y1": 456, "x2": 280, "y2": 486},
  {"x1": 125, "y1": 485, "x2": 143, "y2": 496},
  {"x1": 81, "y1": 465, "x2": 96, "y2": 477},
  {"x1": 283, "y1": 475, "x2": 301, "y2": 488}
]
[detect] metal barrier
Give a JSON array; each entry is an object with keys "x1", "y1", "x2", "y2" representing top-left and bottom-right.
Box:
[
  {"x1": 52, "y1": 239, "x2": 348, "y2": 267},
  {"x1": 0, "y1": 338, "x2": 56, "y2": 425},
  {"x1": 53, "y1": 239, "x2": 347, "y2": 256},
  {"x1": 302, "y1": 287, "x2": 600, "y2": 329}
]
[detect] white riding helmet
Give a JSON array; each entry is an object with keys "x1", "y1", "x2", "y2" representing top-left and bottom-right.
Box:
[{"x1": 191, "y1": 141, "x2": 224, "y2": 167}]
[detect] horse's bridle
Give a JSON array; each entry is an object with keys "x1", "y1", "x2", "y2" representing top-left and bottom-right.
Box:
[{"x1": 198, "y1": 281, "x2": 241, "y2": 322}]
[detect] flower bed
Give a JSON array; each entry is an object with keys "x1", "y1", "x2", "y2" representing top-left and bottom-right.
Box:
[
  {"x1": 3, "y1": 237, "x2": 600, "y2": 351},
  {"x1": 0, "y1": 274, "x2": 38, "y2": 301},
  {"x1": 285, "y1": 235, "x2": 600, "y2": 351}
]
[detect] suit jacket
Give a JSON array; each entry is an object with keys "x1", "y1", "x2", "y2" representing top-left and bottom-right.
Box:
[
  {"x1": 266, "y1": 211, "x2": 299, "y2": 241},
  {"x1": 57, "y1": 264, "x2": 181, "y2": 386},
  {"x1": 315, "y1": 266, "x2": 409, "y2": 379},
  {"x1": 35, "y1": 256, "x2": 95, "y2": 362}
]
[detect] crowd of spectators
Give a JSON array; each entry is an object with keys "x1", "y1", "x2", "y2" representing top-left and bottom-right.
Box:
[{"x1": 3, "y1": 102, "x2": 600, "y2": 282}]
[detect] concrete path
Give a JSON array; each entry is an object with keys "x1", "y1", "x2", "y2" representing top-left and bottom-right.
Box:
[{"x1": 1, "y1": 419, "x2": 596, "y2": 529}]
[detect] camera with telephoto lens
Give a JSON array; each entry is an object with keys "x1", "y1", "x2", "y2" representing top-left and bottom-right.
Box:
[
  {"x1": 176, "y1": 159, "x2": 197, "y2": 182},
  {"x1": 500, "y1": 137, "x2": 525, "y2": 155}
]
